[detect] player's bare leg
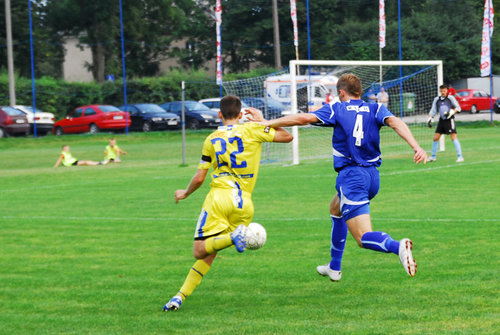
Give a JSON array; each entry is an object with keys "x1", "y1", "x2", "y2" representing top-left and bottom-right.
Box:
[{"x1": 77, "y1": 160, "x2": 101, "y2": 166}]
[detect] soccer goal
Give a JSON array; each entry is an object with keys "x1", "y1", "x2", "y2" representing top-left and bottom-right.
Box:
[{"x1": 223, "y1": 60, "x2": 443, "y2": 165}]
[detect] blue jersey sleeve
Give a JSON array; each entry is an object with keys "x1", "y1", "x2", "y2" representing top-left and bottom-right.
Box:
[
  {"x1": 374, "y1": 104, "x2": 394, "y2": 126},
  {"x1": 311, "y1": 103, "x2": 337, "y2": 127}
]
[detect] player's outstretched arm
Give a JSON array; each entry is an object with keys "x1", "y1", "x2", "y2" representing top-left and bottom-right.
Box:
[
  {"x1": 175, "y1": 169, "x2": 209, "y2": 203},
  {"x1": 245, "y1": 108, "x2": 293, "y2": 143},
  {"x1": 385, "y1": 116, "x2": 427, "y2": 164},
  {"x1": 54, "y1": 155, "x2": 63, "y2": 168},
  {"x1": 261, "y1": 113, "x2": 319, "y2": 128}
]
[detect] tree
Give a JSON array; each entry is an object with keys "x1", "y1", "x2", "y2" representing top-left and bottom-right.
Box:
[{"x1": 0, "y1": 0, "x2": 63, "y2": 78}]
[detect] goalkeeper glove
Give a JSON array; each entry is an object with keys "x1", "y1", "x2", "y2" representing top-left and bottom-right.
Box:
[
  {"x1": 427, "y1": 117, "x2": 433, "y2": 128},
  {"x1": 445, "y1": 109, "x2": 457, "y2": 119}
]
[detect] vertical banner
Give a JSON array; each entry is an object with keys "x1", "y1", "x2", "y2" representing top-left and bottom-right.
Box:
[
  {"x1": 215, "y1": 0, "x2": 222, "y2": 85},
  {"x1": 290, "y1": 0, "x2": 299, "y2": 60},
  {"x1": 379, "y1": 0, "x2": 386, "y2": 48},
  {"x1": 481, "y1": 0, "x2": 494, "y2": 77}
]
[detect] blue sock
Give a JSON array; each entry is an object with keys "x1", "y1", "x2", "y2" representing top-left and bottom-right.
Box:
[
  {"x1": 329, "y1": 215, "x2": 347, "y2": 271},
  {"x1": 453, "y1": 139, "x2": 463, "y2": 158},
  {"x1": 361, "y1": 231, "x2": 399, "y2": 255},
  {"x1": 431, "y1": 141, "x2": 438, "y2": 158}
]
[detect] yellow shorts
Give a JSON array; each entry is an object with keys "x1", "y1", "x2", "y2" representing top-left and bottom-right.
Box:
[{"x1": 194, "y1": 187, "x2": 254, "y2": 239}]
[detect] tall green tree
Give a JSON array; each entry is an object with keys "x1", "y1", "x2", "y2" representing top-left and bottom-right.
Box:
[
  {"x1": 0, "y1": 0, "x2": 63, "y2": 78},
  {"x1": 45, "y1": 0, "x2": 211, "y2": 82}
]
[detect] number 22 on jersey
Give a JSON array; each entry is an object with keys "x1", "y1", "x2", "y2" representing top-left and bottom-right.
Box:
[
  {"x1": 353, "y1": 114, "x2": 364, "y2": 146},
  {"x1": 211, "y1": 137, "x2": 248, "y2": 168}
]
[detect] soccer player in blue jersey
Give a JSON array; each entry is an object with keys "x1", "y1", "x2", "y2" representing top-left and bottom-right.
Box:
[
  {"x1": 260, "y1": 73, "x2": 427, "y2": 281},
  {"x1": 163, "y1": 96, "x2": 292, "y2": 311}
]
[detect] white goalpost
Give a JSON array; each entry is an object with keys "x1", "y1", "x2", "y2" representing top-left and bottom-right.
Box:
[{"x1": 223, "y1": 59, "x2": 444, "y2": 165}]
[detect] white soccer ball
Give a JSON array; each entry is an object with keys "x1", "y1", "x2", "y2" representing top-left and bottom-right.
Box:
[{"x1": 245, "y1": 222, "x2": 267, "y2": 250}]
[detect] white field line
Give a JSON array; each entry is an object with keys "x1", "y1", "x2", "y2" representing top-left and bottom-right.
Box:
[
  {"x1": 380, "y1": 158, "x2": 500, "y2": 176},
  {"x1": 0, "y1": 215, "x2": 497, "y2": 223},
  {"x1": 1, "y1": 159, "x2": 498, "y2": 194}
]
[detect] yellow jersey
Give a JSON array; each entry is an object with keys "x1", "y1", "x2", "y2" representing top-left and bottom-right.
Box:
[
  {"x1": 105, "y1": 145, "x2": 120, "y2": 160},
  {"x1": 198, "y1": 122, "x2": 276, "y2": 194},
  {"x1": 61, "y1": 151, "x2": 77, "y2": 167}
]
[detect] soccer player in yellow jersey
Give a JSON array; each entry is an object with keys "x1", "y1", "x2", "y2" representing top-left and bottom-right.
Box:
[
  {"x1": 53, "y1": 145, "x2": 101, "y2": 167},
  {"x1": 103, "y1": 138, "x2": 127, "y2": 164},
  {"x1": 163, "y1": 95, "x2": 293, "y2": 312}
]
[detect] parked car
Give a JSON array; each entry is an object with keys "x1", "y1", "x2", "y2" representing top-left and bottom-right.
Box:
[
  {"x1": 494, "y1": 98, "x2": 500, "y2": 114},
  {"x1": 240, "y1": 97, "x2": 287, "y2": 119},
  {"x1": 13, "y1": 105, "x2": 55, "y2": 135},
  {"x1": 455, "y1": 89, "x2": 498, "y2": 114},
  {"x1": 199, "y1": 97, "x2": 253, "y2": 122},
  {"x1": 160, "y1": 101, "x2": 221, "y2": 129},
  {"x1": 53, "y1": 105, "x2": 131, "y2": 135},
  {"x1": 119, "y1": 103, "x2": 180, "y2": 132},
  {"x1": 0, "y1": 106, "x2": 30, "y2": 138}
]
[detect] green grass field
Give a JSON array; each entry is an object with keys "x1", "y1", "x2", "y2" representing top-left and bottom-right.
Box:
[{"x1": 0, "y1": 124, "x2": 499, "y2": 334}]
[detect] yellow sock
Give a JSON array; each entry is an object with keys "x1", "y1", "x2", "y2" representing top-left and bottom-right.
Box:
[
  {"x1": 204, "y1": 234, "x2": 233, "y2": 254},
  {"x1": 178, "y1": 260, "x2": 211, "y2": 300}
]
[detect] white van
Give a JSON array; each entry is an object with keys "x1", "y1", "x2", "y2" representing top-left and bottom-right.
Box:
[{"x1": 264, "y1": 74, "x2": 339, "y2": 112}]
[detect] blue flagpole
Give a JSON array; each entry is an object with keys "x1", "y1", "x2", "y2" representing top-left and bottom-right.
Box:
[
  {"x1": 398, "y1": 0, "x2": 403, "y2": 118},
  {"x1": 119, "y1": 0, "x2": 128, "y2": 134},
  {"x1": 28, "y1": 0, "x2": 37, "y2": 138}
]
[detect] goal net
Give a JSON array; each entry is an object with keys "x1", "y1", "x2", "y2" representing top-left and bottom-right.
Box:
[{"x1": 223, "y1": 60, "x2": 443, "y2": 165}]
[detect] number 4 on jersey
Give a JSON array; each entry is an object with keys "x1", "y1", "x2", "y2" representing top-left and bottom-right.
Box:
[{"x1": 353, "y1": 114, "x2": 364, "y2": 146}]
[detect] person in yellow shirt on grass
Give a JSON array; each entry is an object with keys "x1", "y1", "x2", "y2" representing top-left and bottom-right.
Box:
[
  {"x1": 163, "y1": 95, "x2": 293, "y2": 312},
  {"x1": 102, "y1": 138, "x2": 127, "y2": 164},
  {"x1": 53, "y1": 145, "x2": 101, "y2": 167}
]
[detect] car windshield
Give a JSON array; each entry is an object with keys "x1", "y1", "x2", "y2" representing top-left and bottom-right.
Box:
[
  {"x1": 266, "y1": 99, "x2": 285, "y2": 109},
  {"x1": 136, "y1": 104, "x2": 166, "y2": 114},
  {"x1": 456, "y1": 91, "x2": 470, "y2": 97},
  {"x1": 185, "y1": 101, "x2": 211, "y2": 111},
  {"x1": 98, "y1": 106, "x2": 121, "y2": 112},
  {"x1": 3, "y1": 107, "x2": 24, "y2": 116},
  {"x1": 22, "y1": 106, "x2": 44, "y2": 114}
]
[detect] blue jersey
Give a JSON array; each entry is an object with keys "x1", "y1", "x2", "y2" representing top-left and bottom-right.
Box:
[{"x1": 312, "y1": 100, "x2": 394, "y2": 172}]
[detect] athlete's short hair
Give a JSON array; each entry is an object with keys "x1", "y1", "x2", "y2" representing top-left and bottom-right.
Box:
[
  {"x1": 439, "y1": 84, "x2": 448, "y2": 89},
  {"x1": 220, "y1": 95, "x2": 242, "y2": 120},
  {"x1": 337, "y1": 73, "x2": 363, "y2": 98}
]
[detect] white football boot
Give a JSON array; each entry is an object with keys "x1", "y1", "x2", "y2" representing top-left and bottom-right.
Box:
[
  {"x1": 399, "y1": 238, "x2": 417, "y2": 277},
  {"x1": 456, "y1": 157, "x2": 464, "y2": 163},
  {"x1": 316, "y1": 264, "x2": 342, "y2": 282}
]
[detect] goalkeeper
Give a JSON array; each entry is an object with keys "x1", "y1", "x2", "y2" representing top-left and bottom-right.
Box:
[{"x1": 427, "y1": 84, "x2": 464, "y2": 162}]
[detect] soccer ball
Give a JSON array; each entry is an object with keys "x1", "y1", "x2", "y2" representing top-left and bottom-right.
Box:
[{"x1": 245, "y1": 222, "x2": 267, "y2": 250}]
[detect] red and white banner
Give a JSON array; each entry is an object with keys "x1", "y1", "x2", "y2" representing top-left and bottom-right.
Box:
[
  {"x1": 215, "y1": 0, "x2": 222, "y2": 85},
  {"x1": 481, "y1": 0, "x2": 494, "y2": 77},
  {"x1": 379, "y1": 0, "x2": 386, "y2": 48},
  {"x1": 290, "y1": 0, "x2": 299, "y2": 47}
]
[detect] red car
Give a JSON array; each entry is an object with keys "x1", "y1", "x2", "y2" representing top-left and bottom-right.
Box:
[
  {"x1": 53, "y1": 105, "x2": 131, "y2": 135},
  {"x1": 0, "y1": 106, "x2": 30, "y2": 138},
  {"x1": 455, "y1": 89, "x2": 498, "y2": 114}
]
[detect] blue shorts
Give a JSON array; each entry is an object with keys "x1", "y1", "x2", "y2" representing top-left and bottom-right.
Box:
[{"x1": 335, "y1": 166, "x2": 380, "y2": 221}]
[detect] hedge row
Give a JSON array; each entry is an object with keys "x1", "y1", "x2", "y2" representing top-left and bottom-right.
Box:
[{"x1": 0, "y1": 68, "x2": 276, "y2": 120}]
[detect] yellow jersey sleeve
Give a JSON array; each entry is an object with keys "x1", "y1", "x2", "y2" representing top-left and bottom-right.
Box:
[
  {"x1": 245, "y1": 122, "x2": 276, "y2": 143},
  {"x1": 198, "y1": 137, "x2": 213, "y2": 170}
]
